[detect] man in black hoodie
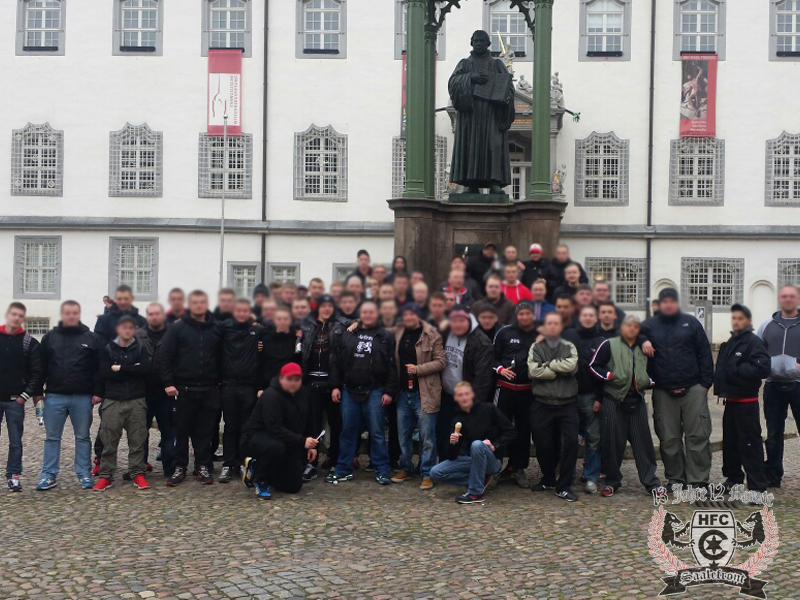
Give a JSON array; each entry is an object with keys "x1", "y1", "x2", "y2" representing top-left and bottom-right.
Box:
[
  {"x1": 93, "y1": 316, "x2": 152, "y2": 491},
  {"x1": 94, "y1": 285, "x2": 146, "y2": 343},
  {"x1": 563, "y1": 305, "x2": 604, "y2": 493},
  {"x1": 299, "y1": 294, "x2": 349, "y2": 476},
  {"x1": 545, "y1": 245, "x2": 588, "y2": 302},
  {"x1": 493, "y1": 301, "x2": 540, "y2": 488},
  {"x1": 326, "y1": 301, "x2": 398, "y2": 485},
  {"x1": 159, "y1": 290, "x2": 222, "y2": 487},
  {"x1": 520, "y1": 243, "x2": 550, "y2": 288},
  {"x1": 261, "y1": 305, "x2": 302, "y2": 383},
  {"x1": 218, "y1": 299, "x2": 265, "y2": 483},
  {"x1": 136, "y1": 302, "x2": 174, "y2": 476},
  {"x1": 430, "y1": 381, "x2": 516, "y2": 504},
  {"x1": 641, "y1": 288, "x2": 714, "y2": 489},
  {"x1": 0, "y1": 302, "x2": 43, "y2": 492},
  {"x1": 715, "y1": 304, "x2": 771, "y2": 492},
  {"x1": 241, "y1": 363, "x2": 317, "y2": 499},
  {"x1": 36, "y1": 300, "x2": 103, "y2": 491}
]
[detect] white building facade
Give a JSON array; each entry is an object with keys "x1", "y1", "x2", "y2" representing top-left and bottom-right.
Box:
[{"x1": 1, "y1": 0, "x2": 799, "y2": 342}]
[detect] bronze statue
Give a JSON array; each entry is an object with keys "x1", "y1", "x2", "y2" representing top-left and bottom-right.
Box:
[{"x1": 448, "y1": 30, "x2": 515, "y2": 195}]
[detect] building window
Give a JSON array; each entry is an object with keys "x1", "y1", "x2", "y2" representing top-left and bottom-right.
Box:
[
  {"x1": 198, "y1": 133, "x2": 253, "y2": 199},
  {"x1": 395, "y1": 0, "x2": 446, "y2": 60},
  {"x1": 574, "y1": 132, "x2": 629, "y2": 206},
  {"x1": 681, "y1": 258, "x2": 743, "y2": 310},
  {"x1": 25, "y1": 317, "x2": 50, "y2": 339},
  {"x1": 294, "y1": 125, "x2": 348, "y2": 202},
  {"x1": 202, "y1": 0, "x2": 251, "y2": 58},
  {"x1": 585, "y1": 258, "x2": 647, "y2": 310},
  {"x1": 11, "y1": 123, "x2": 64, "y2": 197},
  {"x1": 579, "y1": 0, "x2": 631, "y2": 61},
  {"x1": 391, "y1": 135, "x2": 448, "y2": 199},
  {"x1": 16, "y1": 0, "x2": 66, "y2": 56},
  {"x1": 332, "y1": 263, "x2": 356, "y2": 283},
  {"x1": 771, "y1": 0, "x2": 800, "y2": 60},
  {"x1": 297, "y1": 0, "x2": 347, "y2": 59},
  {"x1": 227, "y1": 262, "x2": 261, "y2": 298},
  {"x1": 778, "y1": 259, "x2": 800, "y2": 288},
  {"x1": 766, "y1": 132, "x2": 800, "y2": 206},
  {"x1": 109, "y1": 238, "x2": 158, "y2": 300},
  {"x1": 673, "y1": 0, "x2": 726, "y2": 60},
  {"x1": 669, "y1": 137, "x2": 724, "y2": 206},
  {"x1": 113, "y1": 0, "x2": 163, "y2": 56},
  {"x1": 483, "y1": 0, "x2": 533, "y2": 60},
  {"x1": 13, "y1": 236, "x2": 62, "y2": 300},
  {"x1": 109, "y1": 124, "x2": 163, "y2": 197},
  {"x1": 268, "y1": 263, "x2": 300, "y2": 284}
]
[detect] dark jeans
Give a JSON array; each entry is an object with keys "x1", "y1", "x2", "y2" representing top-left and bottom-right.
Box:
[
  {"x1": 210, "y1": 407, "x2": 223, "y2": 456},
  {"x1": 307, "y1": 381, "x2": 341, "y2": 466},
  {"x1": 763, "y1": 381, "x2": 800, "y2": 484},
  {"x1": 241, "y1": 431, "x2": 304, "y2": 493},
  {"x1": 221, "y1": 384, "x2": 257, "y2": 468},
  {"x1": 495, "y1": 387, "x2": 533, "y2": 470},
  {"x1": 0, "y1": 400, "x2": 24, "y2": 477},
  {"x1": 436, "y1": 391, "x2": 457, "y2": 463},
  {"x1": 173, "y1": 386, "x2": 221, "y2": 470},
  {"x1": 530, "y1": 399, "x2": 578, "y2": 493},
  {"x1": 387, "y1": 399, "x2": 400, "y2": 468},
  {"x1": 723, "y1": 400, "x2": 768, "y2": 491},
  {"x1": 144, "y1": 390, "x2": 175, "y2": 474}
]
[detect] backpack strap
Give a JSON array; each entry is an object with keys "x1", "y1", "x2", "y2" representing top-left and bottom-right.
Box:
[{"x1": 22, "y1": 332, "x2": 33, "y2": 353}]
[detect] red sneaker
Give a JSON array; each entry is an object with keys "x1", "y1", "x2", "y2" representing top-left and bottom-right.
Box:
[
  {"x1": 92, "y1": 458, "x2": 101, "y2": 477},
  {"x1": 93, "y1": 477, "x2": 112, "y2": 492},
  {"x1": 133, "y1": 474, "x2": 151, "y2": 490}
]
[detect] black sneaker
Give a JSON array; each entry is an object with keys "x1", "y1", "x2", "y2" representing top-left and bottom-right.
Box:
[
  {"x1": 7, "y1": 475, "x2": 21, "y2": 493},
  {"x1": 456, "y1": 493, "x2": 485, "y2": 504},
  {"x1": 531, "y1": 481, "x2": 555, "y2": 492},
  {"x1": 167, "y1": 467, "x2": 185, "y2": 487},
  {"x1": 555, "y1": 489, "x2": 579, "y2": 503},
  {"x1": 302, "y1": 464, "x2": 318, "y2": 482},
  {"x1": 197, "y1": 466, "x2": 213, "y2": 485},
  {"x1": 375, "y1": 473, "x2": 392, "y2": 486},
  {"x1": 218, "y1": 466, "x2": 233, "y2": 483}
]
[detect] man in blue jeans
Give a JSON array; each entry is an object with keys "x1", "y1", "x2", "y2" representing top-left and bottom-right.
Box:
[
  {"x1": 390, "y1": 304, "x2": 445, "y2": 490},
  {"x1": 326, "y1": 301, "x2": 398, "y2": 485},
  {"x1": 431, "y1": 382, "x2": 516, "y2": 504},
  {"x1": 35, "y1": 300, "x2": 103, "y2": 490},
  {"x1": 0, "y1": 302, "x2": 43, "y2": 492},
  {"x1": 757, "y1": 284, "x2": 800, "y2": 488}
]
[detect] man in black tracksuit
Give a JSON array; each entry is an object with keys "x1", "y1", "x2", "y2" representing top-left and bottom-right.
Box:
[
  {"x1": 299, "y1": 294, "x2": 349, "y2": 476},
  {"x1": 159, "y1": 291, "x2": 222, "y2": 486},
  {"x1": 136, "y1": 303, "x2": 174, "y2": 476},
  {"x1": 262, "y1": 305, "x2": 302, "y2": 383},
  {"x1": 0, "y1": 302, "x2": 43, "y2": 492},
  {"x1": 327, "y1": 301, "x2": 398, "y2": 485},
  {"x1": 492, "y1": 301, "x2": 540, "y2": 488},
  {"x1": 218, "y1": 299, "x2": 266, "y2": 483},
  {"x1": 241, "y1": 363, "x2": 317, "y2": 497},
  {"x1": 715, "y1": 304, "x2": 771, "y2": 492}
]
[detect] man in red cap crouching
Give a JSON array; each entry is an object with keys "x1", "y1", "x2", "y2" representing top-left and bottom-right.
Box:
[{"x1": 240, "y1": 363, "x2": 318, "y2": 499}]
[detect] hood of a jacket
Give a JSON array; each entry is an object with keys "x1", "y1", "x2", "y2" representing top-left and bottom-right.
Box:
[
  {"x1": 770, "y1": 311, "x2": 800, "y2": 327},
  {"x1": 731, "y1": 325, "x2": 754, "y2": 337},
  {"x1": 111, "y1": 337, "x2": 138, "y2": 350},
  {"x1": 576, "y1": 324, "x2": 600, "y2": 339},
  {"x1": 107, "y1": 303, "x2": 140, "y2": 318},
  {"x1": 0, "y1": 325, "x2": 25, "y2": 337},
  {"x1": 55, "y1": 322, "x2": 90, "y2": 335},
  {"x1": 269, "y1": 376, "x2": 300, "y2": 399},
  {"x1": 181, "y1": 312, "x2": 216, "y2": 329}
]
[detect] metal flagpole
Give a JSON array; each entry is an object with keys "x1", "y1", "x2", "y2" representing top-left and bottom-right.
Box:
[{"x1": 219, "y1": 114, "x2": 228, "y2": 290}]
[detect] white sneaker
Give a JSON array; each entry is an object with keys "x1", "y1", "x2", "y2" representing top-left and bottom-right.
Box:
[{"x1": 585, "y1": 480, "x2": 598, "y2": 494}]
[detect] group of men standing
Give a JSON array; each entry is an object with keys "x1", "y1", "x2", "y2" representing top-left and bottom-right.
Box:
[{"x1": 0, "y1": 243, "x2": 797, "y2": 505}]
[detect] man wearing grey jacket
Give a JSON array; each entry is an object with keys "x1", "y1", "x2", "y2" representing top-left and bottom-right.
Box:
[
  {"x1": 527, "y1": 312, "x2": 580, "y2": 502},
  {"x1": 757, "y1": 284, "x2": 800, "y2": 488}
]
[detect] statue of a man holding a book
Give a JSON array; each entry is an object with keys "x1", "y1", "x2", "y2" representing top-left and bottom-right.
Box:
[{"x1": 448, "y1": 30, "x2": 515, "y2": 195}]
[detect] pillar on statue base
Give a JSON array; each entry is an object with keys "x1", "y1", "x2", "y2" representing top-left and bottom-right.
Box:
[{"x1": 388, "y1": 196, "x2": 567, "y2": 286}]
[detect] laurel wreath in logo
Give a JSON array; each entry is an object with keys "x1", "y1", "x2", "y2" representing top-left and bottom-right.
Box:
[{"x1": 647, "y1": 505, "x2": 779, "y2": 577}]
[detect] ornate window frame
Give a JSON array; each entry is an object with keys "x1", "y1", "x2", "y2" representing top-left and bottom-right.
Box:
[
  {"x1": 391, "y1": 135, "x2": 448, "y2": 200},
  {"x1": 11, "y1": 123, "x2": 64, "y2": 197},
  {"x1": 16, "y1": 0, "x2": 66, "y2": 56},
  {"x1": 14, "y1": 236, "x2": 62, "y2": 300},
  {"x1": 681, "y1": 257, "x2": 744, "y2": 311},
  {"x1": 669, "y1": 137, "x2": 725, "y2": 206},
  {"x1": 198, "y1": 133, "x2": 253, "y2": 199},
  {"x1": 109, "y1": 123, "x2": 163, "y2": 197},
  {"x1": 574, "y1": 131, "x2": 629, "y2": 206},
  {"x1": 294, "y1": 125, "x2": 348, "y2": 202},
  {"x1": 108, "y1": 237, "x2": 159, "y2": 301},
  {"x1": 765, "y1": 131, "x2": 800, "y2": 206}
]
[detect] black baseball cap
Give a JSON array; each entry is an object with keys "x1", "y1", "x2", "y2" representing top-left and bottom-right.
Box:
[{"x1": 731, "y1": 303, "x2": 752, "y2": 319}]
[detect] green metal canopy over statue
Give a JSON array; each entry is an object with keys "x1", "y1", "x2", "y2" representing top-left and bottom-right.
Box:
[{"x1": 448, "y1": 30, "x2": 515, "y2": 197}]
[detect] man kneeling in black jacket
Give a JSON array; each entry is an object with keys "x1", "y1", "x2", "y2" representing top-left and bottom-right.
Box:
[
  {"x1": 241, "y1": 363, "x2": 318, "y2": 499},
  {"x1": 714, "y1": 304, "x2": 771, "y2": 493},
  {"x1": 430, "y1": 381, "x2": 516, "y2": 504}
]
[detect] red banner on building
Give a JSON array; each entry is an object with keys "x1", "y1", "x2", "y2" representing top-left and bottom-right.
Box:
[
  {"x1": 208, "y1": 49, "x2": 242, "y2": 136},
  {"x1": 680, "y1": 54, "x2": 717, "y2": 137}
]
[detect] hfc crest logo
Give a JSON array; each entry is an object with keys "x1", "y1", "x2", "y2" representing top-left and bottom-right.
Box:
[{"x1": 648, "y1": 505, "x2": 779, "y2": 598}]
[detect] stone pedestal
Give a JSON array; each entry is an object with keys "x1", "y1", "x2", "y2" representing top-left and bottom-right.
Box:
[{"x1": 388, "y1": 196, "x2": 567, "y2": 286}]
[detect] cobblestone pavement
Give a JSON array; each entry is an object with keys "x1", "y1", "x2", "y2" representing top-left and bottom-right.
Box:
[{"x1": 0, "y1": 410, "x2": 798, "y2": 600}]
